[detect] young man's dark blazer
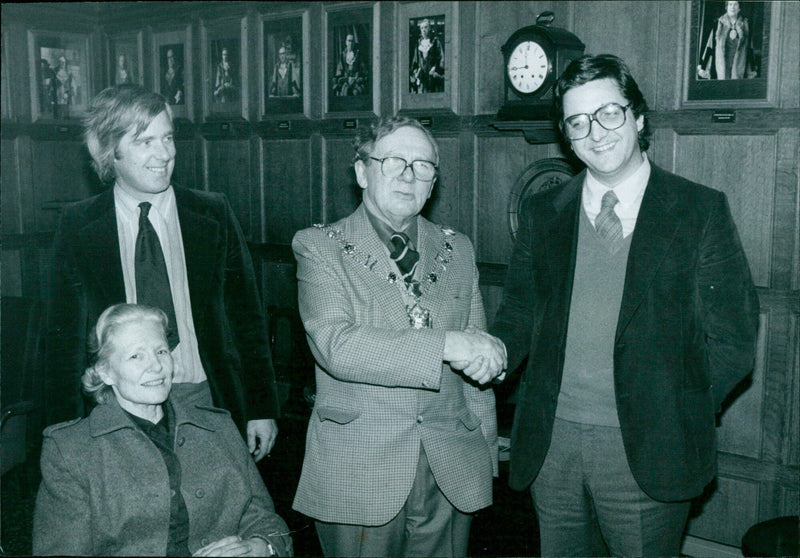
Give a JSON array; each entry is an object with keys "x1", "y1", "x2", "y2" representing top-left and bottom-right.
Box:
[
  {"x1": 491, "y1": 163, "x2": 759, "y2": 502},
  {"x1": 43, "y1": 185, "x2": 279, "y2": 432}
]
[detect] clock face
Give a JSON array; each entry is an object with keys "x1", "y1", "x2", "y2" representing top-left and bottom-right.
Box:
[{"x1": 507, "y1": 40, "x2": 551, "y2": 95}]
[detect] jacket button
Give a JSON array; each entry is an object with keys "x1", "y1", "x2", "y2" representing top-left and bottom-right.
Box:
[
  {"x1": 195, "y1": 488, "x2": 205, "y2": 498},
  {"x1": 178, "y1": 437, "x2": 186, "y2": 446},
  {"x1": 416, "y1": 415, "x2": 423, "y2": 423},
  {"x1": 201, "y1": 538, "x2": 209, "y2": 546}
]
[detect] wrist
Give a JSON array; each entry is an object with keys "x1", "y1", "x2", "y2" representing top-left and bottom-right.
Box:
[{"x1": 249, "y1": 535, "x2": 277, "y2": 556}]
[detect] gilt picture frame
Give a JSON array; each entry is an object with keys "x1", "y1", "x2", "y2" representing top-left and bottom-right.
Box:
[
  {"x1": 153, "y1": 26, "x2": 192, "y2": 120},
  {"x1": 261, "y1": 11, "x2": 308, "y2": 118},
  {"x1": 683, "y1": 0, "x2": 779, "y2": 107},
  {"x1": 109, "y1": 31, "x2": 143, "y2": 87},
  {"x1": 202, "y1": 18, "x2": 247, "y2": 119},
  {"x1": 28, "y1": 29, "x2": 91, "y2": 121},
  {"x1": 398, "y1": 1, "x2": 457, "y2": 113},
  {"x1": 324, "y1": 2, "x2": 378, "y2": 116}
]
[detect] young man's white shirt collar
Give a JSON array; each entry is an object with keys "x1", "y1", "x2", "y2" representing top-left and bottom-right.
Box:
[{"x1": 582, "y1": 154, "x2": 650, "y2": 238}]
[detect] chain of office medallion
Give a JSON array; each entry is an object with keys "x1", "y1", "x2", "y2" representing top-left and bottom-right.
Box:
[{"x1": 313, "y1": 223, "x2": 456, "y2": 300}]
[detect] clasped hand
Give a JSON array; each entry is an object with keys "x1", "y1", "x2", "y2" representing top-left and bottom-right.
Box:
[{"x1": 444, "y1": 327, "x2": 507, "y2": 385}]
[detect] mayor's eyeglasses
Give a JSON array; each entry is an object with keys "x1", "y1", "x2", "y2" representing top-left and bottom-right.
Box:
[{"x1": 369, "y1": 156, "x2": 438, "y2": 181}]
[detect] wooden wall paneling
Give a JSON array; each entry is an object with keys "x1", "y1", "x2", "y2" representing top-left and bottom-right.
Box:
[
  {"x1": 456, "y1": 1, "x2": 475, "y2": 116},
  {"x1": 653, "y1": 0, "x2": 684, "y2": 111},
  {"x1": 1, "y1": 250, "x2": 23, "y2": 297},
  {"x1": 572, "y1": 1, "x2": 662, "y2": 103},
  {"x1": 424, "y1": 134, "x2": 461, "y2": 229},
  {"x1": 674, "y1": 134, "x2": 776, "y2": 288},
  {"x1": 1, "y1": 22, "x2": 30, "y2": 122},
  {"x1": 457, "y1": 130, "x2": 476, "y2": 238},
  {"x1": 30, "y1": 138, "x2": 98, "y2": 233},
  {"x1": 322, "y1": 136, "x2": 361, "y2": 223},
  {"x1": 756, "y1": 291, "x2": 800, "y2": 469},
  {"x1": 262, "y1": 260, "x2": 299, "y2": 310},
  {"x1": 474, "y1": 135, "x2": 563, "y2": 264},
  {"x1": 173, "y1": 138, "x2": 200, "y2": 190},
  {"x1": 687, "y1": 476, "x2": 760, "y2": 547},
  {"x1": 1, "y1": 138, "x2": 23, "y2": 235},
  {"x1": 204, "y1": 137, "x2": 255, "y2": 239},
  {"x1": 777, "y1": 1, "x2": 800, "y2": 109},
  {"x1": 772, "y1": 129, "x2": 799, "y2": 291},
  {"x1": 759, "y1": 299, "x2": 797, "y2": 465},
  {"x1": 261, "y1": 138, "x2": 313, "y2": 244},
  {"x1": 785, "y1": 309, "x2": 800, "y2": 467},
  {"x1": 716, "y1": 311, "x2": 767, "y2": 460}
]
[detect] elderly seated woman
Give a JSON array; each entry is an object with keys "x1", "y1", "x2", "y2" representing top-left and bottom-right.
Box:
[{"x1": 33, "y1": 303, "x2": 293, "y2": 557}]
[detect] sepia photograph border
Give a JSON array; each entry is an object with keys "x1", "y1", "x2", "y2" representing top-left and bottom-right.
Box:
[
  {"x1": 683, "y1": 0, "x2": 780, "y2": 107},
  {"x1": 397, "y1": 1, "x2": 457, "y2": 113},
  {"x1": 27, "y1": 29, "x2": 92, "y2": 122},
  {"x1": 153, "y1": 26, "x2": 193, "y2": 121},
  {"x1": 108, "y1": 30, "x2": 144, "y2": 88},
  {"x1": 323, "y1": 2, "x2": 379, "y2": 118},
  {"x1": 201, "y1": 17, "x2": 247, "y2": 120},
  {"x1": 260, "y1": 10, "x2": 309, "y2": 119}
]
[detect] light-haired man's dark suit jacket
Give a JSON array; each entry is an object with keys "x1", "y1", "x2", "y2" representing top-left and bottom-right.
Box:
[
  {"x1": 492, "y1": 164, "x2": 759, "y2": 501},
  {"x1": 43, "y1": 186, "x2": 279, "y2": 432}
]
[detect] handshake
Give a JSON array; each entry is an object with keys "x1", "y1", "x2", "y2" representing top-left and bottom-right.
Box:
[{"x1": 444, "y1": 326, "x2": 507, "y2": 385}]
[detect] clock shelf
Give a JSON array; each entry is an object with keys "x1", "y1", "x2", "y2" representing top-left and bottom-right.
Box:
[{"x1": 491, "y1": 119, "x2": 560, "y2": 145}]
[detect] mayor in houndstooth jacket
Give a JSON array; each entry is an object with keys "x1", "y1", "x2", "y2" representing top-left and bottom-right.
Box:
[{"x1": 291, "y1": 116, "x2": 506, "y2": 557}]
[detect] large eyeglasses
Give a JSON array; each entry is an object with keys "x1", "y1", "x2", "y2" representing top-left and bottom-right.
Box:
[
  {"x1": 561, "y1": 102, "x2": 632, "y2": 140},
  {"x1": 369, "y1": 156, "x2": 438, "y2": 181}
]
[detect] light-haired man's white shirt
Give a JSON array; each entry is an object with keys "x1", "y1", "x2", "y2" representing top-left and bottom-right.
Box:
[
  {"x1": 583, "y1": 155, "x2": 650, "y2": 238},
  {"x1": 114, "y1": 185, "x2": 206, "y2": 384}
]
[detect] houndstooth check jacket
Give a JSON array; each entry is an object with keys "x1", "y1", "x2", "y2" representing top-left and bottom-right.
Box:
[{"x1": 291, "y1": 204, "x2": 498, "y2": 526}]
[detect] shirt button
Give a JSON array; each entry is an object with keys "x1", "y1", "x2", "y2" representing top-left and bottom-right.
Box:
[
  {"x1": 195, "y1": 488, "x2": 205, "y2": 498},
  {"x1": 177, "y1": 437, "x2": 186, "y2": 446},
  {"x1": 416, "y1": 415, "x2": 423, "y2": 423}
]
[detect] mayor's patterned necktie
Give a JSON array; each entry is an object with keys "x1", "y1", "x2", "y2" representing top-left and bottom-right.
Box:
[{"x1": 389, "y1": 231, "x2": 421, "y2": 297}]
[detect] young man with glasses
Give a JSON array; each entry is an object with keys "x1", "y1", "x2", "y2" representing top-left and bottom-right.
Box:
[
  {"x1": 291, "y1": 116, "x2": 506, "y2": 557},
  {"x1": 491, "y1": 54, "x2": 759, "y2": 556}
]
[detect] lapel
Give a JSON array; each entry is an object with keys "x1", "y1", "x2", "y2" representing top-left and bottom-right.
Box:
[
  {"x1": 344, "y1": 206, "x2": 415, "y2": 331},
  {"x1": 174, "y1": 187, "x2": 220, "y2": 310},
  {"x1": 615, "y1": 165, "x2": 682, "y2": 339},
  {"x1": 88, "y1": 398, "x2": 160, "y2": 487},
  {"x1": 415, "y1": 216, "x2": 448, "y2": 320},
  {"x1": 543, "y1": 172, "x2": 583, "y2": 300},
  {"x1": 76, "y1": 190, "x2": 125, "y2": 303}
]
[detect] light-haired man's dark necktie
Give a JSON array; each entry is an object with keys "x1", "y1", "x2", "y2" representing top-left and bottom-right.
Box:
[
  {"x1": 595, "y1": 190, "x2": 623, "y2": 247},
  {"x1": 389, "y1": 231, "x2": 421, "y2": 297},
  {"x1": 135, "y1": 202, "x2": 179, "y2": 349}
]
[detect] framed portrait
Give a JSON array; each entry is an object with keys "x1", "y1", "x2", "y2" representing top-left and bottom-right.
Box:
[
  {"x1": 202, "y1": 18, "x2": 247, "y2": 119},
  {"x1": 261, "y1": 11, "x2": 308, "y2": 117},
  {"x1": 684, "y1": 0, "x2": 779, "y2": 106},
  {"x1": 28, "y1": 30, "x2": 91, "y2": 121},
  {"x1": 398, "y1": 1, "x2": 457, "y2": 112},
  {"x1": 324, "y1": 3, "x2": 378, "y2": 116},
  {"x1": 109, "y1": 31, "x2": 143, "y2": 87},
  {"x1": 153, "y1": 26, "x2": 192, "y2": 120}
]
